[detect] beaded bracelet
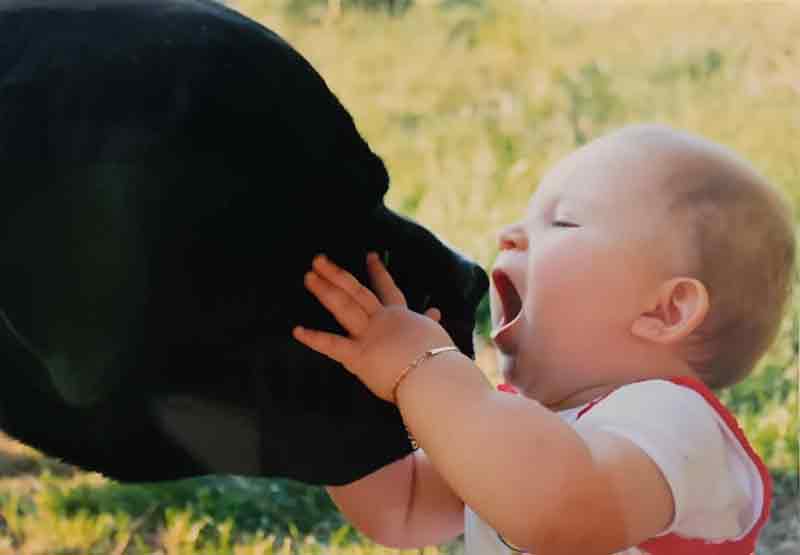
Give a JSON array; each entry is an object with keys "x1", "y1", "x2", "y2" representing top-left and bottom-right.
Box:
[
  {"x1": 392, "y1": 346, "x2": 460, "y2": 449},
  {"x1": 391, "y1": 346, "x2": 460, "y2": 405}
]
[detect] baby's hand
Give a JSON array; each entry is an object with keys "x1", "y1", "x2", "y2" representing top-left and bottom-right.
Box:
[{"x1": 292, "y1": 252, "x2": 454, "y2": 404}]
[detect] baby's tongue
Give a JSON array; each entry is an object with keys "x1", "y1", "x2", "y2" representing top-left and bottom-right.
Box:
[{"x1": 490, "y1": 307, "x2": 524, "y2": 354}]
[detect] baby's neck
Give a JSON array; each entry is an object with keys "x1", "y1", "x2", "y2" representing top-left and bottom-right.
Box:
[
  {"x1": 542, "y1": 383, "x2": 623, "y2": 412},
  {"x1": 540, "y1": 356, "x2": 700, "y2": 412}
]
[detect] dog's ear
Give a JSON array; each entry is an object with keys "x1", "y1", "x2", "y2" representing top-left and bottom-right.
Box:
[{"x1": 0, "y1": 0, "x2": 488, "y2": 486}]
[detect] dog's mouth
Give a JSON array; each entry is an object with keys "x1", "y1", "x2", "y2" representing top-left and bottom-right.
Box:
[{"x1": 490, "y1": 269, "x2": 524, "y2": 352}]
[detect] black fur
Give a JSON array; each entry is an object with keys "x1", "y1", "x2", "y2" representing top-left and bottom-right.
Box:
[{"x1": 0, "y1": 0, "x2": 488, "y2": 485}]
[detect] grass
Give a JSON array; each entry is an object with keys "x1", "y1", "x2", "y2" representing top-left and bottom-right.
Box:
[{"x1": 1, "y1": 0, "x2": 798, "y2": 553}]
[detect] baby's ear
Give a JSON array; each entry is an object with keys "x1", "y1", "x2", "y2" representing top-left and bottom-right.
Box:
[{"x1": 631, "y1": 277, "x2": 709, "y2": 344}]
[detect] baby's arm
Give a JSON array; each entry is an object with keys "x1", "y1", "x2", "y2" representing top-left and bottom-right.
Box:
[
  {"x1": 400, "y1": 448, "x2": 465, "y2": 548},
  {"x1": 570, "y1": 424, "x2": 674, "y2": 548},
  {"x1": 326, "y1": 448, "x2": 464, "y2": 549},
  {"x1": 325, "y1": 453, "x2": 411, "y2": 544},
  {"x1": 394, "y1": 355, "x2": 677, "y2": 555}
]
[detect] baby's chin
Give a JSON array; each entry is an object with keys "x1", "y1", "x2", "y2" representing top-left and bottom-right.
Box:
[
  {"x1": 497, "y1": 361, "x2": 568, "y2": 408},
  {"x1": 496, "y1": 352, "x2": 540, "y2": 398},
  {"x1": 497, "y1": 354, "x2": 518, "y2": 385}
]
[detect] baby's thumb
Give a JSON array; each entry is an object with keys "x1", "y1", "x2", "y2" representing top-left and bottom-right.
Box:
[{"x1": 424, "y1": 307, "x2": 441, "y2": 322}]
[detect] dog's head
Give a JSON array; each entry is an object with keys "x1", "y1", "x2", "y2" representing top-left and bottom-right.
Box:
[{"x1": 0, "y1": 0, "x2": 488, "y2": 485}]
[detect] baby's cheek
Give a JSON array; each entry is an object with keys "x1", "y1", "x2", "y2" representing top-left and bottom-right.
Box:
[
  {"x1": 530, "y1": 244, "x2": 613, "y2": 333},
  {"x1": 531, "y1": 242, "x2": 598, "y2": 297}
]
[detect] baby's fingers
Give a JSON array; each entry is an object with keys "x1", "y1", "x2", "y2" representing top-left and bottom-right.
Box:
[
  {"x1": 304, "y1": 270, "x2": 370, "y2": 337},
  {"x1": 292, "y1": 325, "x2": 359, "y2": 369},
  {"x1": 367, "y1": 252, "x2": 407, "y2": 307},
  {"x1": 312, "y1": 254, "x2": 382, "y2": 315}
]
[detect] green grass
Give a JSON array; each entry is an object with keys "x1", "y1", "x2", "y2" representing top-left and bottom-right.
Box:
[{"x1": 1, "y1": 0, "x2": 798, "y2": 553}]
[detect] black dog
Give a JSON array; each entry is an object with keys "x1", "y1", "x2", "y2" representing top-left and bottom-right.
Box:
[{"x1": 0, "y1": 0, "x2": 488, "y2": 486}]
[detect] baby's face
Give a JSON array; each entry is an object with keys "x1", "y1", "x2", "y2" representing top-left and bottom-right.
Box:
[{"x1": 489, "y1": 134, "x2": 680, "y2": 409}]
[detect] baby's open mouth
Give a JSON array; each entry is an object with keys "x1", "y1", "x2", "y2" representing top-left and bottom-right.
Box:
[{"x1": 490, "y1": 269, "x2": 523, "y2": 352}]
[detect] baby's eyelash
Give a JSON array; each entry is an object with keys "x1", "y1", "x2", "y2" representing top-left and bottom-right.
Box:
[{"x1": 552, "y1": 221, "x2": 578, "y2": 227}]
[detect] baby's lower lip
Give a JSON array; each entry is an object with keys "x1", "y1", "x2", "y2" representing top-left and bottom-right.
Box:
[{"x1": 490, "y1": 307, "x2": 524, "y2": 353}]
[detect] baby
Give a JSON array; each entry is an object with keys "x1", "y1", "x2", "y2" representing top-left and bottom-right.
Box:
[{"x1": 292, "y1": 123, "x2": 796, "y2": 554}]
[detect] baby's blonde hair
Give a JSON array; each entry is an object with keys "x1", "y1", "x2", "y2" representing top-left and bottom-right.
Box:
[{"x1": 625, "y1": 125, "x2": 796, "y2": 390}]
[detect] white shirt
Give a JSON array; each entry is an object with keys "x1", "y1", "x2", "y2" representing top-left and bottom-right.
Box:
[{"x1": 463, "y1": 379, "x2": 764, "y2": 555}]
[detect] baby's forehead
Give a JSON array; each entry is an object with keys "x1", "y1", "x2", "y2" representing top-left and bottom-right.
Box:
[{"x1": 529, "y1": 144, "x2": 674, "y2": 209}]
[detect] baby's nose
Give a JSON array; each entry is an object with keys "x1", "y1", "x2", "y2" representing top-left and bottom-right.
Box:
[{"x1": 496, "y1": 223, "x2": 527, "y2": 251}]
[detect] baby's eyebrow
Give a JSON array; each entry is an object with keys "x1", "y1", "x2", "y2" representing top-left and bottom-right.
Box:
[{"x1": 538, "y1": 195, "x2": 561, "y2": 221}]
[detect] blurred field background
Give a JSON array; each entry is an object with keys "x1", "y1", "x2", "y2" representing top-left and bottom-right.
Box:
[{"x1": 0, "y1": 0, "x2": 797, "y2": 553}]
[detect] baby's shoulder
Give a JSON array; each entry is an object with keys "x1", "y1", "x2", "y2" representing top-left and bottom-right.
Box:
[
  {"x1": 589, "y1": 377, "x2": 717, "y2": 414},
  {"x1": 576, "y1": 377, "x2": 726, "y2": 443},
  {"x1": 577, "y1": 377, "x2": 767, "y2": 540}
]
